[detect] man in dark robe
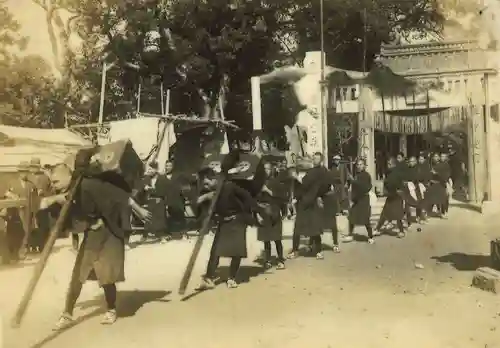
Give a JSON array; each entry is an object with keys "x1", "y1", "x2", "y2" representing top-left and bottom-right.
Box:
[
  {"x1": 4, "y1": 161, "x2": 38, "y2": 261},
  {"x1": 425, "y1": 153, "x2": 447, "y2": 218},
  {"x1": 282, "y1": 166, "x2": 297, "y2": 219},
  {"x1": 29, "y1": 158, "x2": 52, "y2": 195},
  {"x1": 276, "y1": 161, "x2": 292, "y2": 218},
  {"x1": 416, "y1": 153, "x2": 432, "y2": 222},
  {"x1": 197, "y1": 168, "x2": 265, "y2": 289},
  {"x1": 136, "y1": 162, "x2": 169, "y2": 243},
  {"x1": 375, "y1": 150, "x2": 386, "y2": 180},
  {"x1": 396, "y1": 152, "x2": 406, "y2": 168},
  {"x1": 159, "y1": 160, "x2": 187, "y2": 239},
  {"x1": 344, "y1": 159, "x2": 374, "y2": 244},
  {"x1": 53, "y1": 152, "x2": 150, "y2": 330},
  {"x1": 29, "y1": 157, "x2": 54, "y2": 252},
  {"x1": 256, "y1": 162, "x2": 287, "y2": 270},
  {"x1": 395, "y1": 152, "x2": 408, "y2": 185},
  {"x1": 331, "y1": 155, "x2": 349, "y2": 214},
  {"x1": 324, "y1": 156, "x2": 342, "y2": 252},
  {"x1": 287, "y1": 152, "x2": 329, "y2": 260},
  {"x1": 375, "y1": 158, "x2": 406, "y2": 238}
]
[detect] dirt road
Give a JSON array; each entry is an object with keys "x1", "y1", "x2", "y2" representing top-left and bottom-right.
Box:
[{"x1": 2, "y1": 201, "x2": 500, "y2": 348}]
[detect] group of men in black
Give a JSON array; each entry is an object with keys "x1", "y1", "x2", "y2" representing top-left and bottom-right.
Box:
[
  {"x1": 197, "y1": 149, "x2": 376, "y2": 295},
  {"x1": 11, "y1": 144, "x2": 455, "y2": 332},
  {"x1": 375, "y1": 151, "x2": 454, "y2": 239}
]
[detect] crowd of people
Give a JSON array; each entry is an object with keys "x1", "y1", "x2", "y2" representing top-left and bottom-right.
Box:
[
  {"x1": 0, "y1": 146, "x2": 460, "y2": 330},
  {"x1": 0, "y1": 158, "x2": 56, "y2": 263},
  {"x1": 194, "y1": 149, "x2": 457, "y2": 291}
]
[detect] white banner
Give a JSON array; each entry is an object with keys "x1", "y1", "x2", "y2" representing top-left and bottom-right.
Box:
[{"x1": 294, "y1": 73, "x2": 323, "y2": 156}]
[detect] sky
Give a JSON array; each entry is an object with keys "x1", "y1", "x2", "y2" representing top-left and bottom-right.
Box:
[{"x1": 6, "y1": 0, "x2": 59, "y2": 72}]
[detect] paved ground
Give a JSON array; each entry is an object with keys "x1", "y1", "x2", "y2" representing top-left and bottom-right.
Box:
[{"x1": 1, "y1": 200, "x2": 500, "y2": 348}]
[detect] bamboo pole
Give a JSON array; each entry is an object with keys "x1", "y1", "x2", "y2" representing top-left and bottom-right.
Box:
[
  {"x1": 11, "y1": 176, "x2": 82, "y2": 328},
  {"x1": 178, "y1": 177, "x2": 224, "y2": 296}
]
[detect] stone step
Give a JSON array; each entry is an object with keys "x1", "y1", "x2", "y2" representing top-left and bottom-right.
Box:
[{"x1": 472, "y1": 267, "x2": 500, "y2": 294}]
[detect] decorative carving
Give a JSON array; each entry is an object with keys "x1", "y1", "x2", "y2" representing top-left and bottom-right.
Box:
[{"x1": 380, "y1": 41, "x2": 492, "y2": 76}]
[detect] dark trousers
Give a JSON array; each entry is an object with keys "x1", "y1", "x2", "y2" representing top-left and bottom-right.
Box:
[
  {"x1": 348, "y1": 223, "x2": 373, "y2": 238},
  {"x1": 403, "y1": 201, "x2": 413, "y2": 226},
  {"x1": 292, "y1": 234, "x2": 322, "y2": 253},
  {"x1": 167, "y1": 206, "x2": 187, "y2": 235},
  {"x1": 205, "y1": 231, "x2": 241, "y2": 280},
  {"x1": 263, "y1": 240, "x2": 284, "y2": 262},
  {"x1": 327, "y1": 215, "x2": 339, "y2": 245},
  {"x1": 205, "y1": 256, "x2": 242, "y2": 280},
  {"x1": 442, "y1": 195, "x2": 450, "y2": 214},
  {"x1": 376, "y1": 165, "x2": 384, "y2": 180}
]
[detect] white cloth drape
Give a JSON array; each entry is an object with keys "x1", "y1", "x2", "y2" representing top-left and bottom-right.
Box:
[{"x1": 108, "y1": 118, "x2": 176, "y2": 170}]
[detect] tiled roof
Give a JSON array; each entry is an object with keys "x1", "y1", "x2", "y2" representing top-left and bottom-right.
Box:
[{"x1": 379, "y1": 40, "x2": 493, "y2": 76}]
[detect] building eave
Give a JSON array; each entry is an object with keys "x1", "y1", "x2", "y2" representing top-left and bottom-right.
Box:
[
  {"x1": 380, "y1": 40, "x2": 480, "y2": 57},
  {"x1": 401, "y1": 69, "x2": 498, "y2": 78}
]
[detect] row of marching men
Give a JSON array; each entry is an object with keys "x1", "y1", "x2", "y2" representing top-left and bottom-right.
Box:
[
  {"x1": 375, "y1": 151, "x2": 453, "y2": 239},
  {"x1": 196, "y1": 151, "x2": 359, "y2": 290},
  {"x1": 47, "y1": 147, "x2": 454, "y2": 329},
  {"x1": 194, "y1": 149, "x2": 455, "y2": 292}
]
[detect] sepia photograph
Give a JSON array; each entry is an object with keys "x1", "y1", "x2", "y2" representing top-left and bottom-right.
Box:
[{"x1": 1, "y1": 0, "x2": 500, "y2": 347}]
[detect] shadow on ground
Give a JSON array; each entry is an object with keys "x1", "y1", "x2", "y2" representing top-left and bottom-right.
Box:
[
  {"x1": 28, "y1": 290, "x2": 171, "y2": 348},
  {"x1": 449, "y1": 202, "x2": 482, "y2": 213},
  {"x1": 431, "y1": 252, "x2": 491, "y2": 271}
]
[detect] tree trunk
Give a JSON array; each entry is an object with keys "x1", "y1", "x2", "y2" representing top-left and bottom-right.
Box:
[{"x1": 44, "y1": 4, "x2": 63, "y2": 75}]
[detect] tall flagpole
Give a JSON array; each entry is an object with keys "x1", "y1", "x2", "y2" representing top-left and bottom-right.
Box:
[{"x1": 320, "y1": 0, "x2": 328, "y2": 167}]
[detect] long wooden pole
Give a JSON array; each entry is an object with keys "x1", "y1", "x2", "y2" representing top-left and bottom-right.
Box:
[
  {"x1": 320, "y1": 0, "x2": 328, "y2": 166},
  {"x1": 11, "y1": 176, "x2": 82, "y2": 328},
  {"x1": 178, "y1": 177, "x2": 224, "y2": 295},
  {"x1": 98, "y1": 63, "x2": 107, "y2": 125}
]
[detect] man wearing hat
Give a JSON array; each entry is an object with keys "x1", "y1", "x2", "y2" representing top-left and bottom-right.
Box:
[
  {"x1": 3, "y1": 161, "x2": 38, "y2": 260},
  {"x1": 29, "y1": 157, "x2": 52, "y2": 197},
  {"x1": 29, "y1": 157, "x2": 55, "y2": 252}
]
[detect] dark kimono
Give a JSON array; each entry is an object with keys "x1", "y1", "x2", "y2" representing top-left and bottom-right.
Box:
[
  {"x1": 5, "y1": 178, "x2": 38, "y2": 258},
  {"x1": 211, "y1": 181, "x2": 260, "y2": 258},
  {"x1": 276, "y1": 170, "x2": 293, "y2": 216},
  {"x1": 322, "y1": 167, "x2": 342, "y2": 228},
  {"x1": 425, "y1": 163, "x2": 447, "y2": 206},
  {"x1": 417, "y1": 162, "x2": 432, "y2": 188},
  {"x1": 158, "y1": 173, "x2": 187, "y2": 233},
  {"x1": 335, "y1": 163, "x2": 350, "y2": 211},
  {"x1": 137, "y1": 175, "x2": 167, "y2": 234},
  {"x1": 31, "y1": 172, "x2": 55, "y2": 249},
  {"x1": 348, "y1": 171, "x2": 372, "y2": 226},
  {"x1": 256, "y1": 177, "x2": 286, "y2": 242},
  {"x1": 72, "y1": 177, "x2": 131, "y2": 286},
  {"x1": 293, "y1": 166, "x2": 329, "y2": 237},
  {"x1": 380, "y1": 169, "x2": 404, "y2": 221}
]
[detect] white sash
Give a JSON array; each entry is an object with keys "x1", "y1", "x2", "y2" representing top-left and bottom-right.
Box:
[
  {"x1": 407, "y1": 182, "x2": 418, "y2": 201},
  {"x1": 369, "y1": 190, "x2": 377, "y2": 207}
]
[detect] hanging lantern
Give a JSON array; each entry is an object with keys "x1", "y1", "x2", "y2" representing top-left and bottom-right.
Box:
[{"x1": 144, "y1": 29, "x2": 161, "y2": 53}]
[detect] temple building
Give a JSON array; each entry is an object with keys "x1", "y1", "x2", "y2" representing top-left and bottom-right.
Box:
[
  {"x1": 252, "y1": 16, "x2": 500, "y2": 213},
  {"x1": 328, "y1": 40, "x2": 496, "y2": 207}
]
